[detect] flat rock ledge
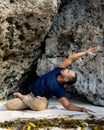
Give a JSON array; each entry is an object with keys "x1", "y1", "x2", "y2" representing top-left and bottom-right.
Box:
[{"x1": 0, "y1": 98, "x2": 104, "y2": 123}]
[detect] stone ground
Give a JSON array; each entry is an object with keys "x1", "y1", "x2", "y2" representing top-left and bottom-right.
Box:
[{"x1": 0, "y1": 98, "x2": 104, "y2": 123}]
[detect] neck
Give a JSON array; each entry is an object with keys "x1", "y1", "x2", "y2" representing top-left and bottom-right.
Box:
[{"x1": 57, "y1": 75, "x2": 65, "y2": 84}]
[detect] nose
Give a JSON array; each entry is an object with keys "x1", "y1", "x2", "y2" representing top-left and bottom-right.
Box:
[{"x1": 64, "y1": 69, "x2": 68, "y2": 72}]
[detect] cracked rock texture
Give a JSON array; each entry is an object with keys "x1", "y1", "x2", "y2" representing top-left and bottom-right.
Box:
[
  {"x1": 0, "y1": 0, "x2": 104, "y2": 106},
  {"x1": 0, "y1": 0, "x2": 59, "y2": 99},
  {"x1": 37, "y1": 0, "x2": 104, "y2": 106}
]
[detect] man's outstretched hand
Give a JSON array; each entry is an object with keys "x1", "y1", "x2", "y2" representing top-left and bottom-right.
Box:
[
  {"x1": 86, "y1": 46, "x2": 100, "y2": 56},
  {"x1": 81, "y1": 107, "x2": 95, "y2": 114}
]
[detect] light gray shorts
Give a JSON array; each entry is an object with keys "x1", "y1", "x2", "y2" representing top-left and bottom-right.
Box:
[{"x1": 23, "y1": 93, "x2": 48, "y2": 111}]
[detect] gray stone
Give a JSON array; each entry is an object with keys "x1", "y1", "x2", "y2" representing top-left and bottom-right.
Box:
[
  {"x1": 37, "y1": 0, "x2": 104, "y2": 106},
  {"x1": 0, "y1": 98, "x2": 104, "y2": 122},
  {"x1": 0, "y1": 0, "x2": 59, "y2": 99}
]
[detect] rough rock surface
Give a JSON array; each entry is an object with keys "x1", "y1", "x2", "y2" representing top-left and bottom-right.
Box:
[
  {"x1": 0, "y1": 98, "x2": 104, "y2": 122},
  {"x1": 0, "y1": 0, "x2": 104, "y2": 106},
  {"x1": 0, "y1": 0, "x2": 59, "y2": 99},
  {"x1": 36, "y1": 0, "x2": 104, "y2": 106}
]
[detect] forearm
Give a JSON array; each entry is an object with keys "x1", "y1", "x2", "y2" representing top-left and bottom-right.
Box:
[
  {"x1": 59, "y1": 97, "x2": 93, "y2": 113},
  {"x1": 58, "y1": 51, "x2": 87, "y2": 68},
  {"x1": 58, "y1": 46, "x2": 100, "y2": 68},
  {"x1": 65, "y1": 103, "x2": 82, "y2": 112},
  {"x1": 69, "y1": 51, "x2": 87, "y2": 63},
  {"x1": 65, "y1": 103, "x2": 93, "y2": 113}
]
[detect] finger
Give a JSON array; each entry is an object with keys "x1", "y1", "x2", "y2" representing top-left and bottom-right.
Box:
[
  {"x1": 92, "y1": 53, "x2": 96, "y2": 56},
  {"x1": 37, "y1": 96, "x2": 44, "y2": 100},
  {"x1": 88, "y1": 110, "x2": 96, "y2": 113},
  {"x1": 87, "y1": 109, "x2": 95, "y2": 113},
  {"x1": 87, "y1": 112, "x2": 93, "y2": 115},
  {"x1": 83, "y1": 108, "x2": 95, "y2": 113},
  {"x1": 87, "y1": 111, "x2": 96, "y2": 115},
  {"x1": 88, "y1": 53, "x2": 96, "y2": 56},
  {"x1": 92, "y1": 47, "x2": 100, "y2": 52},
  {"x1": 96, "y1": 46, "x2": 101, "y2": 50}
]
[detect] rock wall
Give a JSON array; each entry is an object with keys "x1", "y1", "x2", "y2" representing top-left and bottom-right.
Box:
[
  {"x1": 0, "y1": 0, "x2": 59, "y2": 99},
  {"x1": 37, "y1": 0, "x2": 104, "y2": 106},
  {"x1": 0, "y1": 0, "x2": 104, "y2": 106}
]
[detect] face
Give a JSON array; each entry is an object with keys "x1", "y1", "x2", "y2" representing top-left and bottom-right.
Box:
[{"x1": 60, "y1": 69, "x2": 75, "y2": 82}]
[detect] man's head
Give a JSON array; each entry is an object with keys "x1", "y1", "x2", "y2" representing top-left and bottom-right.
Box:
[{"x1": 60, "y1": 69, "x2": 77, "y2": 85}]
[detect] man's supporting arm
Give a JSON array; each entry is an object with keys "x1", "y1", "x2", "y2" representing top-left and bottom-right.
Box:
[
  {"x1": 58, "y1": 97, "x2": 94, "y2": 113},
  {"x1": 58, "y1": 46, "x2": 100, "y2": 68}
]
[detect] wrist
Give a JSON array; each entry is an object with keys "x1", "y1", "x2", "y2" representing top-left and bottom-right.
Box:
[
  {"x1": 85, "y1": 51, "x2": 88, "y2": 56},
  {"x1": 80, "y1": 107, "x2": 85, "y2": 112}
]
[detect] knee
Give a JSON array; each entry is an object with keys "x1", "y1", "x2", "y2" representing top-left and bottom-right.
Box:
[
  {"x1": 6, "y1": 101, "x2": 14, "y2": 110},
  {"x1": 6, "y1": 98, "x2": 27, "y2": 110},
  {"x1": 32, "y1": 98, "x2": 48, "y2": 111},
  {"x1": 35, "y1": 102, "x2": 48, "y2": 111},
  {"x1": 23, "y1": 97, "x2": 48, "y2": 111}
]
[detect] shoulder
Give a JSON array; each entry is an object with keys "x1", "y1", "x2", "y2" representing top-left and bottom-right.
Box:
[
  {"x1": 53, "y1": 66, "x2": 64, "y2": 72},
  {"x1": 44, "y1": 67, "x2": 64, "y2": 77}
]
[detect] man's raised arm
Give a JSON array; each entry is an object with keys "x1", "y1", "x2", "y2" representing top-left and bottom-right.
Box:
[{"x1": 58, "y1": 46, "x2": 100, "y2": 68}]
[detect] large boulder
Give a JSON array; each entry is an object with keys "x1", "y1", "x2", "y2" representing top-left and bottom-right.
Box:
[
  {"x1": 0, "y1": 0, "x2": 59, "y2": 99},
  {"x1": 36, "y1": 0, "x2": 104, "y2": 106}
]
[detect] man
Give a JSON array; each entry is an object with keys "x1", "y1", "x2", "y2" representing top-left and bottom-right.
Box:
[{"x1": 6, "y1": 46, "x2": 100, "y2": 113}]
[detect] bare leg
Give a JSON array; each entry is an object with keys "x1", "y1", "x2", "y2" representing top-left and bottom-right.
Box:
[
  {"x1": 13, "y1": 92, "x2": 27, "y2": 100},
  {"x1": 23, "y1": 97, "x2": 48, "y2": 111},
  {"x1": 6, "y1": 98, "x2": 28, "y2": 110},
  {"x1": 6, "y1": 92, "x2": 48, "y2": 111},
  {"x1": 6, "y1": 92, "x2": 31, "y2": 110},
  {"x1": 13, "y1": 92, "x2": 48, "y2": 111}
]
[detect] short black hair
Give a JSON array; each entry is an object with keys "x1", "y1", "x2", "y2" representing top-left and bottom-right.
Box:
[{"x1": 67, "y1": 72, "x2": 77, "y2": 85}]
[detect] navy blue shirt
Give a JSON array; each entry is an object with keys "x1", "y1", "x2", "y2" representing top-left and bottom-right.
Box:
[{"x1": 29, "y1": 67, "x2": 66, "y2": 99}]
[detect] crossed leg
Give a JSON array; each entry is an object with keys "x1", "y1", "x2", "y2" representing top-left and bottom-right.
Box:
[
  {"x1": 13, "y1": 92, "x2": 27, "y2": 100},
  {"x1": 6, "y1": 92, "x2": 30, "y2": 110},
  {"x1": 6, "y1": 92, "x2": 48, "y2": 111},
  {"x1": 6, "y1": 97, "x2": 28, "y2": 110}
]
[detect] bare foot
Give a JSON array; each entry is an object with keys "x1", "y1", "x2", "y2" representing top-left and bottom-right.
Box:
[{"x1": 13, "y1": 92, "x2": 25, "y2": 100}]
